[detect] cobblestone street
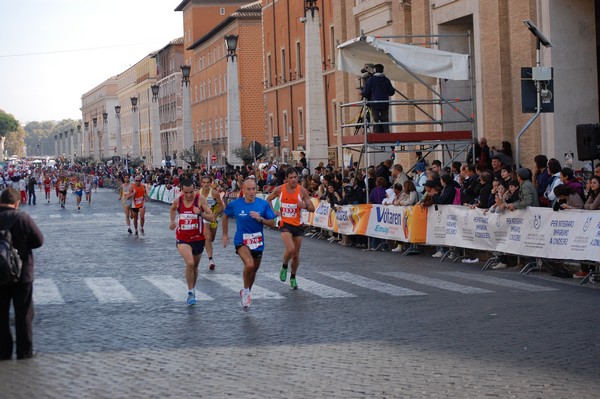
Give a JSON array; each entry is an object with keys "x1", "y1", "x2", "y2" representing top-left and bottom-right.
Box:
[{"x1": 0, "y1": 188, "x2": 599, "y2": 398}]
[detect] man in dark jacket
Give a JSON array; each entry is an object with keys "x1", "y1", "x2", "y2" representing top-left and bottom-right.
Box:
[
  {"x1": 361, "y1": 64, "x2": 395, "y2": 133},
  {"x1": 0, "y1": 187, "x2": 44, "y2": 360}
]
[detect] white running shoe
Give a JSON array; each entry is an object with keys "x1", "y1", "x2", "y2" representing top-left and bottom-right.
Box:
[
  {"x1": 391, "y1": 246, "x2": 403, "y2": 253},
  {"x1": 492, "y1": 262, "x2": 508, "y2": 269},
  {"x1": 432, "y1": 250, "x2": 444, "y2": 258},
  {"x1": 240, "y1": 289, "x2": 251, "y2": 311}
]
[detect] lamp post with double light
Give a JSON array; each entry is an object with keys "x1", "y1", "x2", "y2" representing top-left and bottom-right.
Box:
[
  {"x1": 225, "y1": 34, "x2": 242, "y2": 165},
  {"x1": 131, "y1": 96, "x2": 139, "y2": 159},
  {"x1": 151, "y1": 84, "x2": 162, "y2": 168}
]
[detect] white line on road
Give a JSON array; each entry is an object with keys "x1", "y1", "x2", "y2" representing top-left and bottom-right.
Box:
[
  {"x1": 380, "y1": 272, "x2": 493, "y2": 294},
  {"x1": 49, "y1": 214, "x2": 62, "y2": 219},
  {"x1": 33, "y1": 278, "x2": 65, "y2": 304},
  {"x1": 143, "y1": 275, "x2": 213, "y2": 301},
  {"x1": 204, "y1": 273, "x2": 284, "y2": 299},
  {"x1": 264, "y1": 274, "x2": 356, "y2": 298},
  {"x1": 439, "y1": 272, "x2": 559, "y2": 291},
  {"x1": 319, "y1": 272, "x2": 427, "y2": 296},
  {"x1": 84, "y1": 277, "x2": 137, "y2": 303}
]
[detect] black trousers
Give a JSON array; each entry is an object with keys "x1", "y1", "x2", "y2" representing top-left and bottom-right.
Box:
[
  {"x1": 0, "y1": 282, "x2": 34, "y2": 360},
  {"x1": 371, "y1": 108, "x2": 390, "y2": 133}
]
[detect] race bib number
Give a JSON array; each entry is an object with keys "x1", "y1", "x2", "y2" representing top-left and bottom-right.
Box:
[
  {"x1": 179, "y1": 213, "x2": 199, "y2": 231},
  {"x1": 281, "y1": 203, "x2": 298, "y2": 219},
  {"x1": 134, "y1": 197, "x2": 144, "y2": 206},
  {"x1": 242, "y1": 232, "x2": 263, "y2": 250}
]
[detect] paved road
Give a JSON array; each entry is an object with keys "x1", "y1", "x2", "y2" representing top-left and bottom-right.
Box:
[{"x1": 1, "y1": 187, "x2": 599, "y2": 398}]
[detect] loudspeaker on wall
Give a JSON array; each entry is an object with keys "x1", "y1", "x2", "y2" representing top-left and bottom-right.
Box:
[{"x1": 576, "y1": 124, "x2": 600, "y2": 161}]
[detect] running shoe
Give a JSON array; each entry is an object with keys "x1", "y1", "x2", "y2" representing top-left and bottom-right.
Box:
[
  {"x1": 187, "y1": 291, "x2": 196, "y2": 306},
  {"x1": 240, "y1": 289, "x2": 251, "y2": 311},
  {"x1": 135, "y1": 230, "x2": 139, "y2": 237},
  {"x1": 209, "y1": 259, "x2": 215, "y2": 271},
  {"x1": 290, "y1": 277, "x2": 298, "y2": 290},
  {"x1": 140, "y1": 229, "x2": 145, "y2": 236},
  {"x1": 128, "y1": 228, "x2": 132, "y2": 234},
  {"x1": 279, "y1": 267, "x2": 288, "y2": 282}
]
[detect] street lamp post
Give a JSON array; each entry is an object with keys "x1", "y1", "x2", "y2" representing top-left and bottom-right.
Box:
[
  {"x1": 69, "y1": 128, "x2": 74, "y2": 163},
  {"x1": 225, "y1": 34, "x2": 242, "y2": 165},
  {"x1": 151, "y1": 84, "x2": 161, "y2": 168},
  {"x1": 115, "y1": 105, "x2": 122, "y2": 161},
  {"x1": 92, "y1": 117, "x2": 99, "y2": 161},
  {"x1": 131, "y1": 97, "x2": 140, "y2": 159},
  {"x1": 76, "y1": 124, "x2": 81, "y2": 159},
  {"x1": 102, "y1": 112, "x2": 109, "y2": 159},
  {"x1": 83, "y1": 121, "x2": 89, "y2": 157},
  {"x1": 181, "y1": 65, "x2": 193, "y2": 164},
  {"x1": 54, "y1": 135, "x2": 58, "y2": 158},
  {"x1": 37, "y1": 139, "x2": 41, "y2": 156}
]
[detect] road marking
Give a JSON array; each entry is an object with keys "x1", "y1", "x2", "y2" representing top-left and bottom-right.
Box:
[
  {"x1": 264, "y1": 274, "x2": 356, "y2": 298},
  {"x1": 204, "y1": 274, "x2": 284, "y2": 299},
  {"x1": 33, "y1": 278, "x2": 64, "y2": 304},
  {"x1": 92, "y1": 212, "x2": 109, "y2": 218},
  {"x1": 84, "y1": 277, "x2": 137, "y2": 303},
  {"x1": 143, "y1": 275, "x2": 213, "y2": 301},
  {"x1": 319, "y1": 272, "x2": 426, "y2": 296},
  {"x1": 439, "y1": 272, "x2": 559, "y2": 291},
  {"x1": 49, "y1": 214, "x2": 62, "y2": 219},
  {"x1": 380, "y1": 272, "x2": 493, "y2": 294}
]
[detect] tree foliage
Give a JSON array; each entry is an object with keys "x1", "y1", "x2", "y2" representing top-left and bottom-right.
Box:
[{"x1": 0, "y1": 110, "x2": 19, "y2": 138}]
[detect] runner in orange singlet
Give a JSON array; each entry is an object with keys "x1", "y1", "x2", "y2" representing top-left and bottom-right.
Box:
[
  {"x1": 266, "y1": 167, "x2": 315, "y2": 289},
  {"x1": 126, "y1": 175, "x2": 149, "y2": 237}
]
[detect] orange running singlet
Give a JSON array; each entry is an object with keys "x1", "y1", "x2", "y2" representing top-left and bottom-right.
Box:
[{"x1": 279, "y1": 185, "x2": 302, "y2": 226}]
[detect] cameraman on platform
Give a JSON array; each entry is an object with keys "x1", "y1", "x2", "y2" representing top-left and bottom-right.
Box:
[{"x1": 361, "y1": 63, "x2": 395, "y2": 133}]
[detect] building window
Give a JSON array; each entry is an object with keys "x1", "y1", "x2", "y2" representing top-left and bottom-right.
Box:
[
  {"x1": 295, "y1": 41, "x2": 302, "y2": 78},
  {"x1": 329, "y1": 26, "x2": 336, "y2": 68},
  {"x1": 332, "y1": 100, "x2": 338, "y2": 136},
  {"x1": 267, "y1": 54, "x2": 272, "y2": 87},
  {"x1": 280, "y1": 48, "x2": 287, "y2": 83},
  {"x1": 283, "y1": 111, "x2": 289, "y2": 142},
  {"x1": 269, "y1": 114, "x2": 274, "y2": 140},
  {"x1": 298, "y1": 108, "x2": 304, "y2": 139},
  {"x1": 209, "y1": 121, "x2": 212, "y2": 141},
  {"x1": 220, "y1": 7, "x2": 225, "y2": 15}
]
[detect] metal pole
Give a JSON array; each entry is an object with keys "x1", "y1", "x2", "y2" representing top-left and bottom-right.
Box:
[{"x1": 516, "y1": 39, "x2": 542, "y2": 168}]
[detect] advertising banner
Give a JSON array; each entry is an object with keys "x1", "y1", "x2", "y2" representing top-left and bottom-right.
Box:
[{"x1": 426, "y1": 205, "x2": 600, "y2": 262}]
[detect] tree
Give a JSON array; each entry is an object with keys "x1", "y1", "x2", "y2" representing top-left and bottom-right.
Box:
[
  {"x1": 180, "y1": 147, "x2": 202, "y2": 169},
  {"x1": 4, "y1": 126, "x2": 26, "y2": 157},
  {"x1": 0, "y1": 110, "x2": 19, "y2": 137},
  {"x1": 0, "y1": 110, "x2": 20, "y2": 161}
]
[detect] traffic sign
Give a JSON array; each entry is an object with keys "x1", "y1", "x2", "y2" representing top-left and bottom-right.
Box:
[{"x1": 211, "y1": 154, "x2": 217, "y2": 161}]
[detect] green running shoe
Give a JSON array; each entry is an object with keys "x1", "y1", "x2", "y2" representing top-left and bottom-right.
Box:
[
  {"x1": 279, "y1": 267, "x2": 288, "y2": 282},
  {"x1": 290, "y1": 277, "x2": 298, "y2": 290}
]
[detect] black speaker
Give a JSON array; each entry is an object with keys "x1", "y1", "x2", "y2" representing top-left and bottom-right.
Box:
[{"x1": 576, "y1": 124, "x2": 600, "y2": 161}]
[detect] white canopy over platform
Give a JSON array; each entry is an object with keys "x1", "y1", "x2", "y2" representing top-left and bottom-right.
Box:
[{"x1": 337, "y1": 36, "x2": 469, "y2": 84}]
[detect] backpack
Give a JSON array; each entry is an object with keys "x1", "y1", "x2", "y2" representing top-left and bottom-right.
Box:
[{"x1": 0, "y1": 213, "x2": 22, "y2": 286}]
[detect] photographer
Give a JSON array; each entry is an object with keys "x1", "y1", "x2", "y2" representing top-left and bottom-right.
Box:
[
  {"x1": 361, "y1": 64, "x2": 395, "y2": 133},
  {"x1": 553, "y1": 184, "x2": 584, "y2": 210}
]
